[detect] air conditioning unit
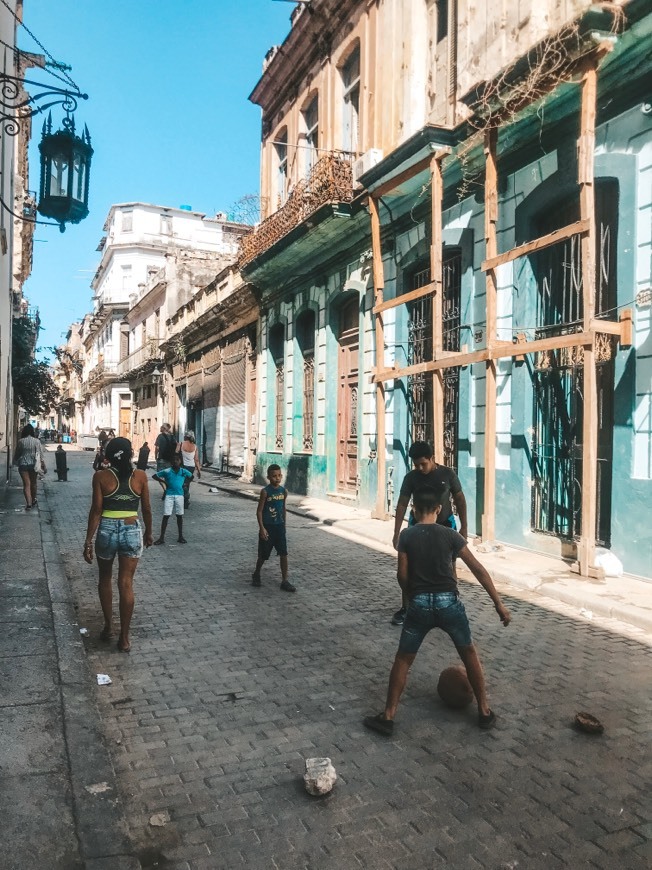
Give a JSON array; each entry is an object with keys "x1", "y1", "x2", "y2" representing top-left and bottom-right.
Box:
[{"x1": 352, "y1": 149, "x2": 384, "y2": 188}]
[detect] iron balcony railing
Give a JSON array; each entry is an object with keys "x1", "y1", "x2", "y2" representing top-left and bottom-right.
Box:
[
  {"x1": 239, "y1": 152, "x2": 353, "y2": 268},
  {"x1": 115, "y1": 339, "x2": 162, "y2": 378},
  {"x1": 87, "y1": 359, "x2": 119, "y2": 384}
]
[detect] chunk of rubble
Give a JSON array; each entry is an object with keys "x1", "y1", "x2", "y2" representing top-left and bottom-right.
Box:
[{"x1": 304, "y1": 757, "x2": 337, "y2": 796}]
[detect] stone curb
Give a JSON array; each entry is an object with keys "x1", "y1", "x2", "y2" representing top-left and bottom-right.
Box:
[{"x1": 38, "y1": 489, "x2": 135, "y2": 866}]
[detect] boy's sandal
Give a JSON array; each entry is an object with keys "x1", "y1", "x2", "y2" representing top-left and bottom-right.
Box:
[
  {"x1": 478, "y1": 710, "x2": 496, "y2": 730},
  {"x1": 363, "y1": 713, "x2": 394, "y2": 737}
]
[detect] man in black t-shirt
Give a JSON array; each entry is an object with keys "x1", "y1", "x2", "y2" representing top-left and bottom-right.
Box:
[
  {"x1": 154, "y1": 424, "x2": 177, "y2": 472},
  {"x1": 363, "y1": 485, "x2": 510, "y2": 736},
  {"x1": 391, "y1": 441, "x2": 467, "y2": 625}
]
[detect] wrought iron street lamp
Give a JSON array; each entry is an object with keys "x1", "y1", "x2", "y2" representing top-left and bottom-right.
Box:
[
  {"x1": 0, "y1": 70, "x2": 92, "y2": 231},
  {"x1": 37, "y1": 112, "x2": 92, "y2": 231}
]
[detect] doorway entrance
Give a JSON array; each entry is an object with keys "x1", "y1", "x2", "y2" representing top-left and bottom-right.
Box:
[
  {"x1": 530, "y1": 181, "x2": 617, "y2": 546},
  {"x1": 336, "y1": 297, "x2": 359, "y2": 493},
  {"x1": 405, "y1": 250, "x2": 461, "y2": 469}
]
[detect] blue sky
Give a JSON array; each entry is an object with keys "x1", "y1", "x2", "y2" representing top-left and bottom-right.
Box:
[{"x1": 20, "y1": 0, "x2": 293, "y2": 354}]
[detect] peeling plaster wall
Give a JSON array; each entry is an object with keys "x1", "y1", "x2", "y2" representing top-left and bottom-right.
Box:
[{"x1": 256, "y1": 0, "x2": 599, "y2": 218}]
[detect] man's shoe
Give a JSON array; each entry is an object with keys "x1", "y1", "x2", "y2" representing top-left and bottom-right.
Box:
[
  {"x1": 251, "y1": 573, "x2": 261, "y2": 587},
  {"x1": 363, "y1": 713, "x2": 394, "y2": 737},
  {"x1": 391, "y1": 607, "x2": 406, "y2": 626},
  {"x1": 478, "y1": 710, "x2": 496, "y2": 730},
  {"x1": 178, "y1": 537, "x2": 187, "y2": 544},
  {"x1": 280, "y1": 580, "x2": 296, "y2": 592}
]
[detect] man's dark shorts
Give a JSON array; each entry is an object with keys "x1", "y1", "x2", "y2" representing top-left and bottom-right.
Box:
[
  {"x1": 398, "y1": 591, "x2": 472, "y2": 653},
  {"x1": 257, "y1": 524, "x2": 288, "y2": 560}
]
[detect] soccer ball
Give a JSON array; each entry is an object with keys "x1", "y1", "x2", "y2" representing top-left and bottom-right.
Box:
[{"x1": 437, "y1": 666, "x2": 474, "y2": 709}]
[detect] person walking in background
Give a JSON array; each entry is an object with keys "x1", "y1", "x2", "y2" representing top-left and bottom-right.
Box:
[
  {"x1": 177, "y1": 430, "x2": 201, "y2": 508},
  {"x1": 251, "y1": 464, "x2": 296, "y2": 592},
  {"x1": 390, "y1": 441, "x2": 467, "y2": 626},
  {"x1": 83, "y1": 437, "x2": 153, "y2": 653},
  {"x1": 55, "y1": 444, "x2": 68, "y2": 481},
  {"x1": 136, "y1": 441, "x2": 150, "y2": 471},
  {"x1": 153, "y1": 453, "x2": 192, "y2": 544},
  {"x1": 364, "y1": 485, "x2": 510, "y2": 737},
  {"x1": 13, "y1": 423, "x2": 47, "y2": 510},
  {"x1": 154, "y1": 423, "x2": 176, "y2": 472}
]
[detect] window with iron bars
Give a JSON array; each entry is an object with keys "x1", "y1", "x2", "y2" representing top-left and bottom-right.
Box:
[
  {"x1": 269, "y1": 325, "x2": 285, "y2": 451},
  {"x1": 296, "y1": 310, "x2": 315, "y2": 452}
]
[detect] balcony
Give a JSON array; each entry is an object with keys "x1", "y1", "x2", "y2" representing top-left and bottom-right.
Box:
[
  {"x1": 116, "y1": 339, "x2": 163, "y2": 378},
  {"x1": 239, "y1": 153, "x2": 353, "y2": 269},
  {"x1": 87, "y1": 358, "x2": 119, "y2": 386}
]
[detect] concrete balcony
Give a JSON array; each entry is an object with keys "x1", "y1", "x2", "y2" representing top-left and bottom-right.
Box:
[
  {"x1": 115, "y1": 339, "x2": 163, "y2": 378},
  {"x1": 87, "y1": 359, "x2": 119, "y2": 385},
  {"x1": 239, "y1": 153, "x2": 353, "y2": 269}
]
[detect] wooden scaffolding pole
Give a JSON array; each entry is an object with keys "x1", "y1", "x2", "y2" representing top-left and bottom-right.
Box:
[
  {"x1": 482, "y1": 128, "x2": 498, "y2": 542},
  {"x1": 578, "y1": 64, "x2": 598, "y2": 576},
  {"x1": 430, "y1": 154, "x2": 444, "y2": 464},
  {"x1": 369, "y1": 195, "x2": 388, "y2": 519}
]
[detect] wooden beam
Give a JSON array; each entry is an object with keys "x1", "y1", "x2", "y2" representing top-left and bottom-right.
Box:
[
  {"x1": 369, "y1": 196, "x2": 384, "y2": 299},
  {"x1": 619, "y1": 308, "x2": 633, "y2": 346},
  {"x1": 589, "y1": 318, "x2": 621, "y2": 336},
  {"x1": 578, "y1": 63, "x2": 598, "y2": 577},
  {"x1": 481, "y1": 219, "x2": 590, "y2": 272},
  {"x1": 431, "y1": 154, "x2": 444, "y2": 464},
  {"x1": 372, "y1": 330, "x2": 597, "y2": 382},
  {"x1": 369, "y1": 154, "x2": 432, "y2": 199},
  {"x1": 373, "y1": 280, "x2": 435, "y2": 314},
  {"x1": 369, "y1": 195, "x2": 388, "y2": 519},
  {"x1": 482, "y1": 128, "x2": 498, "y2": 542}
]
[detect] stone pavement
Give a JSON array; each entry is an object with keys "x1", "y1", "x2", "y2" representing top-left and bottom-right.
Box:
[
  {"x1": 0, "y1": 448, "x2": 133, "y2": 870},
  {"x1": 3, "y1": 446, "x2": 652, "y2": 868},
  {"x1": 198, "y1": 467, "x2": 652, "y2": 634}
]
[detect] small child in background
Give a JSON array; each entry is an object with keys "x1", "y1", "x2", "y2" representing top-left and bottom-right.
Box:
[
  {"x1": 136, "y1": 442, "x2": 150, "y2": 471},
  {"x1": 251, "y1": 464, "x2": 295, "y2": 592}
]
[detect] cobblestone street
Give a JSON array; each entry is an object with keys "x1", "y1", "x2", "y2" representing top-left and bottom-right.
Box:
[{"x1": 46, "y1": 451, "x2": 652, "y2": 869}]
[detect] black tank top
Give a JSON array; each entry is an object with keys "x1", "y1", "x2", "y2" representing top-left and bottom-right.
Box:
[{"x1": 102, "y1": 469, "x2": 140, "y2": 516}]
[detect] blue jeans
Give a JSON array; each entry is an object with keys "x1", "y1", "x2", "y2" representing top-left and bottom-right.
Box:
[
  {"x1": 95, "y1": 518, "x2": 143, "y2": 560},
  {"x1": 398, "y1": 592, "x2": 472, "y2": 654}
]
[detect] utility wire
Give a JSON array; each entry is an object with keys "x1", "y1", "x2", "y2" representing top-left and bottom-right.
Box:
[{"x1": 0, "y1": 0, "x2": 80, "y2": 91}]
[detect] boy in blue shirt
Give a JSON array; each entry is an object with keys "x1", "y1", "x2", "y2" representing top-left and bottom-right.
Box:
[
  {"x1": 153, "y1": 454, "x2": 192, "y2": 544},
  {"x1": 251, "y1": 464, "x2": 295, "y2": 592}
]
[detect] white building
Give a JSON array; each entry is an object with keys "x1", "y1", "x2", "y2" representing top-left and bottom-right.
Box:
[{"x1": 81, "y1": 203, "x2": 247, "y2": 440}]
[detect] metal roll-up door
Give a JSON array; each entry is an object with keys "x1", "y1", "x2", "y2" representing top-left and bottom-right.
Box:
[
  {"x1": 202, "y1": 367, "x2": 221, "y2": 465},
  {"x1": 222, "y1": 351, "x2": 246, "y2": 471},
  {"x1": 187, "y1": 372, "x2": 203, "y2": 404}
]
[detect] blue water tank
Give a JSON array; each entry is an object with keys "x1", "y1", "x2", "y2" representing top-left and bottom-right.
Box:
[{"x1": 179, "y1": 204, "x2": 192, "y2": 211}]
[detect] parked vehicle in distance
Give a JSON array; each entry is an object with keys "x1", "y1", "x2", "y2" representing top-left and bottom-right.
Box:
[{"x1": 80, "y1": 434, "x2": 98, "y2": 451}]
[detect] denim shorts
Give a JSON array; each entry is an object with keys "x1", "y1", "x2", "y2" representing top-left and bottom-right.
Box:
[
  {"x1": 398, "y1": 592, "x2": 472, "y2": 654},
  {"x1": 258, "y1": 524, "x2": 287, "y2": 559},
  {"x1": 95, "y1": 517, "x2": 143, "y2": 560}
]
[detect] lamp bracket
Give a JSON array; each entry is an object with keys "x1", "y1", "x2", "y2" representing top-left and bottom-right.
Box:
[{"x1": 0, "y1": 73, "x2": 88, "y2": 135}]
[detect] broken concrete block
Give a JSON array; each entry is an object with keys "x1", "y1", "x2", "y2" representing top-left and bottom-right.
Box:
[{"x1": 304, "y1": 757, "x2": 337, "y2": 796}]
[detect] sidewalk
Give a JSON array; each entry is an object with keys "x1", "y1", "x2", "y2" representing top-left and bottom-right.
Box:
[
  {"x1": 198, "y1": 467, "x2": 652, "y2": 634},
  {"x1": 0, "y1": 460, "x2": 137, "y2": 870}
]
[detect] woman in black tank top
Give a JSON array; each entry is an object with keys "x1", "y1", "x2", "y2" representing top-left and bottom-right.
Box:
[{"x1": 83, "y1": 438, "x2": 153, "y2": 652}]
